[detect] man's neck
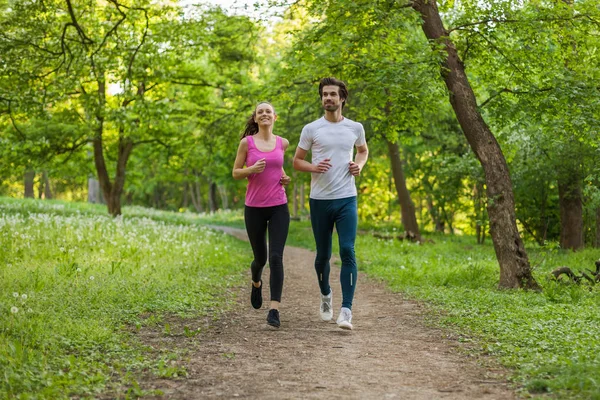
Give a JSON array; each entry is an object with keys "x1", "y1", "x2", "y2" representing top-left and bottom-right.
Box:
[{"x1": 324, "y1": 110, "x2": 344, "y2": 123}]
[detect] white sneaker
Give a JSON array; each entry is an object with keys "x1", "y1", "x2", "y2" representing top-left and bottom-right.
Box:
[
  {"x1": 320, "y1": 291, "x2": 333, "y2": 321},
  {"x1": 336, "y1": 307, "x2": 353, "y2": 330}
]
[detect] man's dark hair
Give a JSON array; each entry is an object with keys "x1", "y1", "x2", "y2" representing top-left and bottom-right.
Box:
[{"x1": 318, "y1": 77, "x2": 348, "y2": 108}]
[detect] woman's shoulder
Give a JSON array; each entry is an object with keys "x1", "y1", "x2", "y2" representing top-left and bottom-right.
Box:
[
  {"x1": 238, "y1": 136, "x2": 250, "y2": 149},
  {"x1": 278, "y1": 136, "x2": 290, "y2": 150}
]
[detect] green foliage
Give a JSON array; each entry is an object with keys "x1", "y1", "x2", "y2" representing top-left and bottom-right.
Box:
[
  {"x1": 280, "y1": 217, "x2": 600, "y2": 398},
  {"x1": 0, "y1": 197, "x2": 249, "y2": 398}
]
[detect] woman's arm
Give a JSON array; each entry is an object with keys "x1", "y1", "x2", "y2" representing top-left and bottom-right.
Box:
[{"x1": 232, "y1": 138, "x2": 265, "y2": 180}]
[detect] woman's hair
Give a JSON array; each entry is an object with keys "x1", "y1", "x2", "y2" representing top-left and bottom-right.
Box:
[{"x1": 241, "y1": 102, "x2": 276, "y2": 139}]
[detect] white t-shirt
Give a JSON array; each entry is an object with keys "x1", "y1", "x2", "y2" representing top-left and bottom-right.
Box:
[{"x1": 298, "y1": 116, "x2": 366, "y2": 200}]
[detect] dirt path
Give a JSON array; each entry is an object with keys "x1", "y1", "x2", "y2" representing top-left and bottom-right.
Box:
[{"x1": 142, "y1": 226, "x2": 517, "y2": 399}]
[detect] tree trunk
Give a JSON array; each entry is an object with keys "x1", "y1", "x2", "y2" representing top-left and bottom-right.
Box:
[
  {"x1": 386, "y1": 139, "x2": 421, "y2": 241},
  {"x1": 24, "y1": 170, "x2": 35, "y2": 198},
  {"x1": 474, "y1": 182, "x2": 486, "y2": 244},
  {"x1": 595, "y1": 207, "x2": 600, "y2": 248},
  {"x1": 558, "y1": 174, "x2": 584, "y2": 250},
  {"x1": 292, "y1": 175, "x2": 299, "y2": 218},
  {"x1": 92, "y1": 76, "x2": 134, "y2": 217},
  {"x1": 300, "y1": 182, "x2": 305, "y2": 212},
  {"x1": 42, "y1": 171, "x2": 52, "y2": 199},
  {"x1": 441, "y1": 205, "x2": 454, "y2": 234},
  {"x1": 218, "y1": 184, "x2": 229, "y2": 210},
  {"x1": 424, "y1": 179, "x2": 445, "y2": 232},
  {"x1": 426, "y1": 195, "x2": 445, "y2": 232},
  {"x1": 88, "y1": 177, "x2": 102, "y2": 203},
  {"x1": 411, "y1": 0, "x2": 538, "y2": 289},
  {"x1": 182, "y1": 170, "x2": 190, "y2": 209},
  {"x1": 208, "y1": 181, "x2": 218, "y2": 213},
  {"x1": 189, "y1": 176, "x2": 204, "y2": 213}
]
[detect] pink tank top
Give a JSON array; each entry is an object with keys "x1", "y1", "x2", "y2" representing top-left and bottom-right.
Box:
[{"x1": 245, "y1": 135, "x2": 288, "y2": 207}]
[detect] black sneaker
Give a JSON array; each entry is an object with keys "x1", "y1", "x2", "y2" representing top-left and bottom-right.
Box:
[
  {"x1": 266, "y1": 309, "x2": 280, "y2": 328},
  {"x1": 251, "y1": 281, "x2": 262, "y2": 309}
]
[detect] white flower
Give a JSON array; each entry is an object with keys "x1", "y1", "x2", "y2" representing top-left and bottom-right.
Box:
[
  {"x1": 21, "y1": 294, "x2": 27, "y2": 300},
  {"x1": 27, "y1": 308, "x2": 33, "y2": 313},
  {"x1": 77, "y1": 268, "x2": 82, "y2": 273},
  {"x1": 60, "y1": 247, "x2": 65, "y2": 252},
  {"x1": 90, "y1": 276, "x2": 95, "y2": 281},
  {"x1": 13, "y1": 292, "x2": 19, "y2": 298},
  {"x1": 100, "y1": 249, "x2": 105, "y2": 254},
  {"x1": 11, "y1": 306, "x2": 18, "y2": 314},
  {"x1": 400, "y1": 265, "x2": 406, "y2": 270}
]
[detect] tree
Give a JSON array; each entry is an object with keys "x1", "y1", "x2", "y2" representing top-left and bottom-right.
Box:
[{"x1": 410, "y1": 0, "x2": 539, "y2": 289}]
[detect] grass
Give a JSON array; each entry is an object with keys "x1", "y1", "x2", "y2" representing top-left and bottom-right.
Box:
[
  {"x1": 0, "y1": 198, "x2": 249, "y2": 398},
  {"x1": 3, "y1": 199, "x2": 600, "y2": 399},
  {"x1": 198, "y1": 209, "x2": 600, "y2": 399}
]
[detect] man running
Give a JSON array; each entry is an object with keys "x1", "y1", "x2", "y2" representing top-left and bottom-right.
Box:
[{"x1": 292, "y1": 77, "x2": 369, "y2": 330}]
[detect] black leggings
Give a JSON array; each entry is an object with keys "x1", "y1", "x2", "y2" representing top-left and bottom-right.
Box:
[{"x1": 244, "y1": 203, "x2": 289, "y2": 302}]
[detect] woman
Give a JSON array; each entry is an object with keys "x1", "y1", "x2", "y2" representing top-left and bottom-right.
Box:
[{"x1": 232, "y1": 102, "x2": 290, "y2": 328}]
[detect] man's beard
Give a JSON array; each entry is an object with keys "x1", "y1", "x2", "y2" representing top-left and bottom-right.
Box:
[{"x1": 323, "y1": 103, "x2": 339, "y2": 111}]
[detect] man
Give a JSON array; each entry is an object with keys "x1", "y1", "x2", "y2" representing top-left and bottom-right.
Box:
[{"x1": 293, "y1": 77, "x2": 369, "y2": 330}]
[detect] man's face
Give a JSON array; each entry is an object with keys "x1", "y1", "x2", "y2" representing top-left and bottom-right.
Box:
[{"x1": 321, "y1": 85, "x2": 344, "y2": 111}]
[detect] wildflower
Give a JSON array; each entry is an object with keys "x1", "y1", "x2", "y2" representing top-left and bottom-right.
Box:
[
  {"x1": 90, "y1": 276, "x2": 95, "y2": 281},
  {"x1": 13, "y1": 292, "x2": 18, "y2": 298},
  {"x1": 77, "y1": 268, "x2": 82, "y2": 273},
  {"x1": 100, "y1": 249, "x2": 105, "y2": 254},
  {"x1": 21, "y1": 294, "x2": 27, "y2": 300},
  {"x1": 27, "y1": 308, "x2": 33, "y2": 313},
  {"x1": 11, "y1": 306, "x2": 18, "y2": 314},
  {"x1": 60, "y1": 247, "x2": 65, "y2": 252}
]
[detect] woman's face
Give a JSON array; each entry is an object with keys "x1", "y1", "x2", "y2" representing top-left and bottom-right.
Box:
[{"x1": 254, "y1": 103, "x2": 276, "y2": 127}]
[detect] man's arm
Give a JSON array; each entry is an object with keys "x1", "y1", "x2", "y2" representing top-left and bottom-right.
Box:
[
  {"x1": 349, "y1": 143, "x2": 368, "y2": 176},
  {"x1": 293, "y1": 147, "x2": 332, "y2": 173}
]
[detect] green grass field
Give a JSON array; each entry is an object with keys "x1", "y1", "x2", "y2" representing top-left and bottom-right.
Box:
[
  {"x1": 2, "y1": 198, "x2": 600, "y2": 399},
  {"x1": 0, "y1": 198, "x2": 249, "y2": 398}
]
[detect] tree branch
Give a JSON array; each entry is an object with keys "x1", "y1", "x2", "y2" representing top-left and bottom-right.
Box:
[
  {"x1": 478, "y1": 87, "x2": 553, "y2": 108},
  {"x1": 64, "y1": 0, "x2": 94, "y2": 45},
  {"x1": 132, "y1": 138, "x2": 169, "y2": 147},
  {"x1": 171, "y1": 79, "x2": 223, "y2": 89},
  {"x1": 449, "y1": 14, "x2": 597, "y2": 34}
]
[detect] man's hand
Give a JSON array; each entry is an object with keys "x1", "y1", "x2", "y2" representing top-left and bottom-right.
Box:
[
  {"x1": 280, "y1": 174, "x2": 291, "y2": 186},
  {"x1": 315, "y1": 158, "x2": 332, "y2": 173},
  {"x1": 349, "y1": 161, "x2": 361, "y2": 176}
]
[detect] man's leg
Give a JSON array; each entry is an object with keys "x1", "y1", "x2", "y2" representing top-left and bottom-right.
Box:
[
  {"x1": 309, "y1": 199, "x2": 334, "y2": 296},
  {"x1": 335, "y1": 197, "x2": 358, "y2": 310}
]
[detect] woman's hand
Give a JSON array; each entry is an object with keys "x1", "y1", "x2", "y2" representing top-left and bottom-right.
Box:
[
  {"x1": 280, "y1": 174, "x2": 291, "y2": 186},
  {"x1": 252, "y1": 158, "x2": 266, "y2": 174}
]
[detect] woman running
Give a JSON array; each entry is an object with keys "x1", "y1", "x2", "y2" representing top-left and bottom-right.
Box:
[{"x1": 232, "y1": 102, "x2": 290, "y2": 328}]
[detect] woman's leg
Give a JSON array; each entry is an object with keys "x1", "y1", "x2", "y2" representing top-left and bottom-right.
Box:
[
  {"x1": 244, "y1": 206, "x2": 268, "y2": 284},
  {"x1": 267, "y1": 204, "x2": 290, "y2": 305}
]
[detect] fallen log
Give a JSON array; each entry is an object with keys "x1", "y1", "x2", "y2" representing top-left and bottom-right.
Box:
[{"x1": 550, "y1": 260, "x2": 600, "y2": 284}]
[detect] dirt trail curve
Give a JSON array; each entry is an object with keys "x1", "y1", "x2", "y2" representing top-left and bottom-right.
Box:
[{"x1": 143, "y1": 226, "x2": 516, "y2": 399}]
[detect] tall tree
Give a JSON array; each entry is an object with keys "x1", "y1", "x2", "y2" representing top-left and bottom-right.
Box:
[{"x1": 410, "y1": 0, "x2": 538, "y2": 289}]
